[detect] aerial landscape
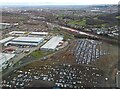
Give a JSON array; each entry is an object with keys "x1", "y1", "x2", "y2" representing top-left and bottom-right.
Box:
[{"x1": 0, "y1": 0, "x2": 120, "y2": 88}]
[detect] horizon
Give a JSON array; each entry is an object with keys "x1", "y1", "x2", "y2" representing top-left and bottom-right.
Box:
[
  {"x1": 1, "y1": 4, "x2": 118, "y2": 7},
  {"x1": 0, "y1": 0, "x2": 119, "y2": 6}
]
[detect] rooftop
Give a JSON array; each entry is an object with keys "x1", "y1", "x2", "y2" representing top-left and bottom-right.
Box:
[
  {"x1": 6, "y1": 41, "x2": 39, "y2": 46},
  {"x1": 41, "y1": 36, "x2": 63, "y2": 50},
  {"x1": 0, "y1": 23, "x2": 10, "y2": 25},
  {"x1": 12, "y1": 37, "x2": 44, "y2": 43},
  {"x1": 9, "y1": 31, "x2": 26, "y2": 34},
  {"x1": 0, "y1": 53, "x2": 15, "y2": 65},
  {"x1": 30, "y1": 32, "x2": 48, "y2": 35},
  {"x1": 0, "y1": 37, "x2": 15, "y2": 44}
]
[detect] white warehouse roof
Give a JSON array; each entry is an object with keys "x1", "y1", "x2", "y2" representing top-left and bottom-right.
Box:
[
  {"x1": 30, "y1": 32, "x2": 48, "y2": 35},
  {"x1": 0, "y1": 23, "x2": 10, "y2": 25},
  {"x1": 9, "y1": 31, "x2": 26, "y2": 35},
  {"x1": 41, "y1": 36, "x2": 63, "y2": 50},
  {"x1": 0, "y1": 37, "x2": 15, "y2": 44},
  {"x1": 0, "y1": 53, "x2": 15, "y2": 71},
  {"x1": 0, "y1": 53, "x2": 15, "y2": 65},
  {"x1": 12, "y1": 37, "x2": 43, "y2": 43}
]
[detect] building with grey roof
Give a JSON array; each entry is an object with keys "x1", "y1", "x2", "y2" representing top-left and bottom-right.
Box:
[{"x1": 5, "y1": 37, "x2": 44, "y2": 46}]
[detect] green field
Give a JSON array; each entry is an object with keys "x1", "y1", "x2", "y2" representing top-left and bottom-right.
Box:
[{"x1": 68, "y1": 19, "x2": 86, "y2": 26}]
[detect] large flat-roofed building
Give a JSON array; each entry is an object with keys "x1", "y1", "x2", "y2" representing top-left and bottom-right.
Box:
[
  {"x1": 41, "y1": 36, "x2": 63, "y2": 51},
  {"x1": 0, "y1": 23, "x2": 18, "y2": 29},
  {"x1": 0, "y1": 23, "x2": 11, "y2": 29},
  {"x1": 0, "y1": 37, "x2": 15, "y2": 44},
  {"x1": 5, "y1": 37, "x2": 44, "y2": 46},
  {"x1": 0, "y1": 23, "x2": 11, "y2": 26},
  {"x1": 9, "y1": 31, "x2": 26, "y2": 36},
  {"x1": 30, "y1": 32, "x2": 48, "y2": 36},
  {"x1": 0, "y1": 53, "x2": 15, "y2": 71}
]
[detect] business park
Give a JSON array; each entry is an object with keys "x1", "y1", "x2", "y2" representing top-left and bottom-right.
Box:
[
  {"x1": 1, "y1": 31, "x2": 48, "y2": 47},
  {"x1": 1, "y1": 31, "x2": 64, "y2": 49},
  {"x1": 0, "y1": 31, "x2": 45, "y2": 71},
  {"x1": 0, "y1": 30, "x2": 65, "y2": 71}
]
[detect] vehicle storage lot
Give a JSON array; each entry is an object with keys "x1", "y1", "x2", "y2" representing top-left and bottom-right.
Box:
[
  {"x1": 2, "y1": 63, "x2": 105, "y2": 88},
  {"x1": 74, "y1": 39, "x2": 109, "y2": 64}
]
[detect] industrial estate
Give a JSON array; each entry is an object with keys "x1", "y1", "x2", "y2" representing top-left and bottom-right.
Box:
[
  {"x1": 0, "y1": 4, "x2": 119, "y2": 88},
  {"x1": 0, "y1": 30, "x2": 65, "y2": 71}
]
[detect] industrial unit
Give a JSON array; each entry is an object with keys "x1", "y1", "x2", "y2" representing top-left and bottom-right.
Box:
[
  {"x1": 5, "y1": 37, "x2": 44, "y2": 46},
  {"x1": 0, "y1": 53, "x2": 15, "y2": 71},
  {"x1": 0, "y1": 37, "x2": 15, "y2": 44},
  {"x1": 0, "y1": 23, "x2": 11, "y2": 29},
  {"x1": 9, "y1": 31, "x2": 26, "y2": 36},
  {"x1": 41, "y1": 36, "x2": 63, "y2": 51},
  {"x1": 30, "y1": 32, "x2": 48, "y2": 36}
]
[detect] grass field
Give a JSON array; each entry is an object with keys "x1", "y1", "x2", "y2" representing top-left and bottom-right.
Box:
[{"x1": 68, "y1": 19, "x2": 86, "y2": 26}]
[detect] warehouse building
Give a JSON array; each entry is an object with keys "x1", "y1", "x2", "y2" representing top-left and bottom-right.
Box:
[
  {"x1": 41, "y1": 36, "x2": 63, "y2": 51},
  {"x1": 0, "y1": 53, "x2": 15, "y2": 71},
  {"x1": 29, "y1": 32, "x2": 48, "y2": 36},
  {"x1": 0, "y1": 23, "x2": 11, "y2": 29},
  {"x1": 5, "y1": 37, "x2": 44, "y2": 46},
  {"x1": 0, "y1": 23, "x2": 19, "y2": 29},
  {"x1": 0, "y1": 37, "x2": 15, "y2": 44},
  {"x1": 9, "y1": 31, "x2": 26, "y2": 36}
]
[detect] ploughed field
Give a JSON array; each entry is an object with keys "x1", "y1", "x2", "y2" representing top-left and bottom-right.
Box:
[{"x1": 2, "y1": 39, "x2": 118, "y2": 88}]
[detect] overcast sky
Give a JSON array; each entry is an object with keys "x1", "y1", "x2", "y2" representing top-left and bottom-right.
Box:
[{"x1": 0, "y1": 0, "x2": 119, "y2": 5}]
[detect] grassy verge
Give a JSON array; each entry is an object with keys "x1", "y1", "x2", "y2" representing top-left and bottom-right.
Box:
[{"x1": 31, "y1": 50, "x2": 53, "y2": 58}]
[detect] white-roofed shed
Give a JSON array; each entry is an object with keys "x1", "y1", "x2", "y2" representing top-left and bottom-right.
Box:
[
  {"x1": 41, "y1": 36, "x2": 63, "y2": 51},
  {"x1": 0, "y1": 37, "x2": 15, "y2": 44}
]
